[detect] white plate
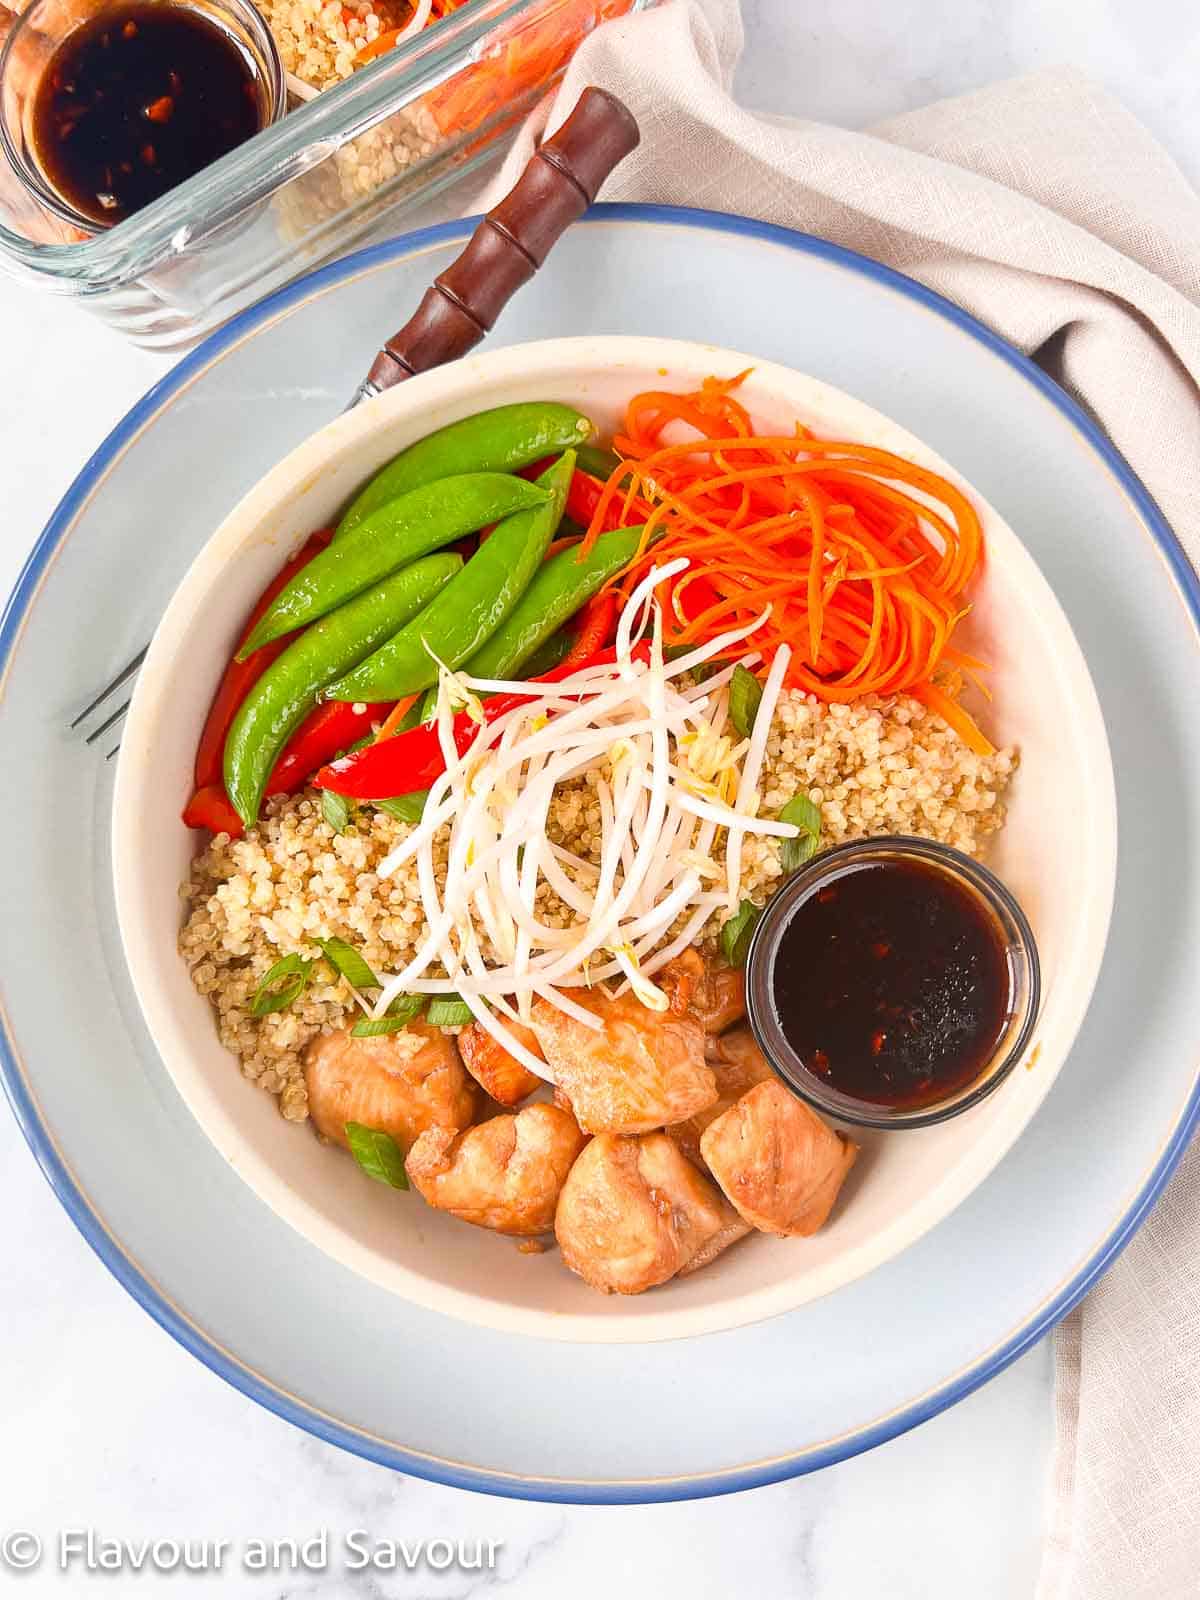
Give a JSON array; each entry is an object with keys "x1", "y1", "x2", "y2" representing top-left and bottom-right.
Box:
[
  {"x1": 112, "y1": 334, "x2": 1115, "y2": 1343},
  {"x1": 2, "y1": 207, "x2": 1197, "y2": 1498}
]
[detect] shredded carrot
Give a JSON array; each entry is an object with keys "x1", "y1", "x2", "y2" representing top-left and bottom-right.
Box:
[
  {"x1": 356, "y1": 26, "x2": 401, "y2": 62},
  {"x1": 546, "y1": 533, "x2": 583, "y2": 558},
  {"x1": 912, "y1": 681, "x2": 995, "y2": 757},
  {"x1": 427, "y1": 0, "x2": 638, "y2": 137},
  {"x1": 587, "y1": 373, "x2": 991, "y2": 746},
  {"x1": 375, "y1": 694, "x2": 419, "y2": 742}
]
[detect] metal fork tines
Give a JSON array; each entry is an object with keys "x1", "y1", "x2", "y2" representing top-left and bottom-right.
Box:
[{"x1": 70, "y1": 645, "x2": 147, "y2": 759}]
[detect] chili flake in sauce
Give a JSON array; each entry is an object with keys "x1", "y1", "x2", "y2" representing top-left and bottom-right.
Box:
[
  {"x1": 770, "y1": 856, "x2": 1013, "y2": 1110},
  {"x1": 31, "y1": 2, "x2": 265, "y2": 225}
]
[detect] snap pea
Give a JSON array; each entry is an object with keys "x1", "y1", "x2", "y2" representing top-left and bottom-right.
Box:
[
  {"x1": 465, "y1": 523, "x2": 645, "y2": 681},
  {"x1": 574, "y1": 443, "x2": 623, "y2": 481},
  {"x1": 240, "y1": 474, "x2": 546, "y2": 656},
  {"x1": 324, "y1": 453, "x2": 573, "y2": 703},
  {"x1": 336, "y1": 403, "x2": 593, "y2": 539},
  {"x1": 519, "y1": 629, "x2": 574, "y2": 679},
  {"x1": 225, "y1": 553, "x2": 461, "y2": 826}
]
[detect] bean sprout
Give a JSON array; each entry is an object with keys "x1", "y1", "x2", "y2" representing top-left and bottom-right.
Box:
[{"x1": 369, "y1": 564, "x2": 799, "y2": 1075}]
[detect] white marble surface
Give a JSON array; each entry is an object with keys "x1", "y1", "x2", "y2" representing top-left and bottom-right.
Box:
[{"x1": 1, "y1": 1, "x2": 1196, "y2": 1593}]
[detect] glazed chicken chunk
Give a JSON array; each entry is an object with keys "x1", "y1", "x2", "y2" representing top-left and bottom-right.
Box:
[
  {"x1": 407, "y1": 1103, "x2": 586, "y2": 1236},
  {"x1": 531, "y1": 991, "x2": 716, "y2": 1135},
  {"x1": 304, "y1": 1019, "x2": 476, "y2": 1152},
  {"x1": 457, "y1": 1019, "x2": 544, "y2": 1107},
  {"x1": 700, "y1": 1079, "x2": 858, "y2": 1237},
  {"x1": 555, "y1": 1131, "x2": 749, "y2": 1294},
  {"x1": 660, "y1": 948, "x2": 746, "y2": 1035},
  {"x1": 669, "y1": 1027, "x2": 774, "y2": 1170}
]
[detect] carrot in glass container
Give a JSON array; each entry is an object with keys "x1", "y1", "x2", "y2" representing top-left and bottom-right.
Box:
[{"x1": 427, "y1": 0, "x2": 638, "y2": 138}]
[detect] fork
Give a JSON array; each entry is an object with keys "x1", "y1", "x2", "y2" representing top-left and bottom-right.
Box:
[{"x1": 71, "y1": 87, "x2": 640, "y2": 758}]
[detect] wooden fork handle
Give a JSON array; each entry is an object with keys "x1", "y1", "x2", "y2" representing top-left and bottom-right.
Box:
[{"x1": 356, "y1": 87, "x2": 640, "y2": 400}]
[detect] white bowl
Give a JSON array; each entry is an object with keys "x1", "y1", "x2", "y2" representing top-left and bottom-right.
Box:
[{"x1": 112, "y1": 336, "x2": 1117, "y2": 1343}]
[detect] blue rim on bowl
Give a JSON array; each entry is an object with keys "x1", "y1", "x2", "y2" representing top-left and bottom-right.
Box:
[
  {"x1": 0, "y1": 205, "x2": 1195, "y2": 1501},
  {"x1": 744, "y1": 835, "x2": 1041, "y2": 1131}
]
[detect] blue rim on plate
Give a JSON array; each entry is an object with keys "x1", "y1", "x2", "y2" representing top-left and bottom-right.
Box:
[{"x1": 2, "y1": 204, "x2": 1199, "y2": 1503}]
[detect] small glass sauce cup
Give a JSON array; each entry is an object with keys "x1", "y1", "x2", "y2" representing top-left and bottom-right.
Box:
[
  {"x1": 0, "y1": 0, "x2": 285, "y2": 235},
  {"x1": 744, "y1": 835, "x2": 1041, "y2": 1130}
]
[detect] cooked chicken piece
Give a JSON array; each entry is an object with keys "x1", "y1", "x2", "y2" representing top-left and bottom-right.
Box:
[
  {"x1": 555, "y1": 1131, "x2": 749, "y2": 1294},
  {"x1": 700, "y1": 1079, "x2": 858, "y2": 1237},
  {"x1": 552, "y1": 1084, "x2": 576, "y2": 1116},
  {"x1": 531, "y1": 990, "x2": 717, "y2": 1135},
  {"x1": 304, "y1": 1019, "x2": 476, "y2": 1152},
  {"x1": 669, "y1": 1027, "x2": 775, "y2": 1169},
  {"x1": 660, "y1": 948, "x2": 746, "y2": 1035},
  {"x1": 407, "y1": 1103, "x2": 586, "y2": 1236},
  {"x1": 710, "y1": 1027, "x2": 778, "y2": 1080},
  {"x1": 457, "y1": 1019, "x2": 544, "y2": 1107},
  {"x1": 694, "y1": 962, "x2": 746, "y2": 1034}
]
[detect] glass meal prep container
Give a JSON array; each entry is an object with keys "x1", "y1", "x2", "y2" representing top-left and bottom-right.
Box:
[{"x1": 0, "y1": 0, "x2": 651, "y2": 349}]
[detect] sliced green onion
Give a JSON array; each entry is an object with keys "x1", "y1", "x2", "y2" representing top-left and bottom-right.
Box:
[
  {"x1": 779, "y1": 793, "x2": 822, "y2": 873},
  {"x1": 315, "y1": 936, "x2": 379, "y2": 991},
  {"x1": 720, "y1": 900, "x2": 761, "y2": 968},
  {"x1": 321, "y1": 788, "x2": 353, "y2": 834},
  {"x1": 385, "y1": 993, "x2": 426, "y2": 1022},
  {"x1": 426, "y1": 995, "x2": 474, "y2": 1027},
  {"x1": 250, "y1": 953, "x2": 314, "y2": 1017},
  {"x1": 351, "y1": 994, "x2": 426, "y2": 1036},
  {"x1": 351, "y1": 1015, "x2": 413, "y2": 1038},
  {"x1": 664, "y1": 643, "x2": 713, "y2": 682},
  {"x1": 376, "y1": 791, "x2": 430, "y2": 824},
  {"x1": 728, "y1": 664, "x2": 763, "y2": 739},
  {"x1": 345, "y1": 1123, "x2": 409, "y2": 1189}
]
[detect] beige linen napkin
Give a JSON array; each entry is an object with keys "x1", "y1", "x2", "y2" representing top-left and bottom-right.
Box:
[{"x1": 479, "y1": 4, "x2": 1200, "y2": 1594}]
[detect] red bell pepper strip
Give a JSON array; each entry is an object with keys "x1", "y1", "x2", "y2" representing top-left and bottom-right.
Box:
[
  {"x1": 566, "y1": 469, "x2": 655, "y2": 536},
  {"x1": 525, "y1": 461, "x2": 650, "y2": 537},
  {"x1": 263, "y1": 699, "x2": 391, "y2": 798},
  {"x1": 192, "y1": 530, "x2": 332, "y2": 790},
  {"x1": 182, "y1": 784, "x2": 245, "y2": 839},
  {"x1": 557, "y1": 590, "x2": 617, "y2": 670},
  {"x1": 313, "y1": 645, "x2": 650, "y2": 801},
  {"x1": 316, "y1": 718, "x2": 475, "y2": 800},
  {"x1": 183, "y1": 701, "x2": 389, "y2": 837},
  {"x1": 564, "y1": 470, "x2": 607, "y2": 528}
]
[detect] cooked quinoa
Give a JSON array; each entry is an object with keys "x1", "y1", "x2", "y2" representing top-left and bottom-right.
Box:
[
  {"x1": 260, "y1": 0, "x2": 443, "y2": 222},
  {"x1": 262, "y1": 0, "x2": 396, "y2": 88},
  {"x1": 180, "y1": 687, "x2": 1016, "y2": 1123}
]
